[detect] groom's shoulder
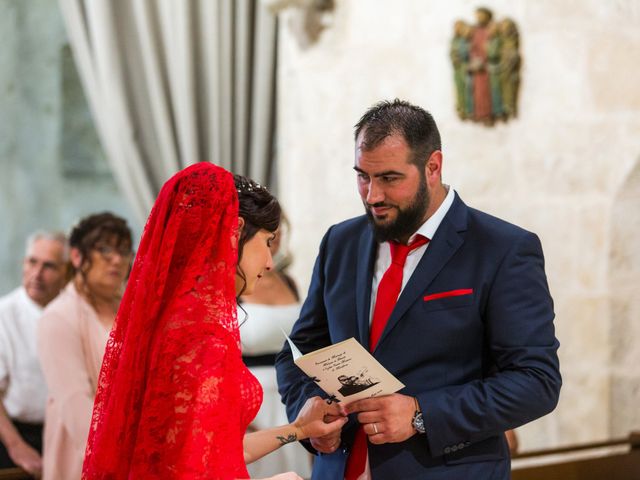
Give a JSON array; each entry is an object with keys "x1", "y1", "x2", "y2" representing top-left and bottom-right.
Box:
[{"x1": 326, "y1": 215, "x2": 369, "y2": 241}]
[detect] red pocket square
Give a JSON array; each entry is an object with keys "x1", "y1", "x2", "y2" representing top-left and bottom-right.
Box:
[{"x1": 423, "y1": 289, "x2": 473, "y2": 302}]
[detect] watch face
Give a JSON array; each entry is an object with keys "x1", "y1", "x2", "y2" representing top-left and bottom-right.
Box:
[{"x1": 413, "y1": 411, "x2": 425, "y2": 433}]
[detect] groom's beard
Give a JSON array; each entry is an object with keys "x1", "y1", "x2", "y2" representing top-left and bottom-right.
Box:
[{"x1": 365, "y1": 178, "x2": 429, "y2": 243}]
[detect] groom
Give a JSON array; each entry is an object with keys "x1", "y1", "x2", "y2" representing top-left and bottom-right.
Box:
[{"x1": 275, "y1": 99, "x2": 561, "y2": 479}]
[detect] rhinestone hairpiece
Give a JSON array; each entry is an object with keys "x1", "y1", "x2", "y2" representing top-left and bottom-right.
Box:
[{"x1": 236, "y1": 180, "x2": 265, "y2": 194}]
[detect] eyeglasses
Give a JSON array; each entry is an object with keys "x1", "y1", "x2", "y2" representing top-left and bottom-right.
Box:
[{"x1": 94, "y1": 244, "x2": 133, "y2": 261}]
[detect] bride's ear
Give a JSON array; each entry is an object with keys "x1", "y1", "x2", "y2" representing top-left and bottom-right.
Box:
[{"x1": 232, "y1": 217, "x2": 245, "y2": 250}]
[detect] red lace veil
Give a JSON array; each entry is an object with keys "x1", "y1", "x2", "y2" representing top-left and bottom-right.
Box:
[{"x1": 83, "y1": 163, "x2": 253, "y2": 478}]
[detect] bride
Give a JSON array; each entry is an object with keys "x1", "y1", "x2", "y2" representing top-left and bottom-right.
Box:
[{"x1": 82, "y1": 163, "x2": 346, "y2": 479}]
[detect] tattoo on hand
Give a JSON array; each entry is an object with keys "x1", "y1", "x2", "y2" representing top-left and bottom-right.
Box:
[{"x1": 276, "y1": 433, "x2": 298, "y2": 445}]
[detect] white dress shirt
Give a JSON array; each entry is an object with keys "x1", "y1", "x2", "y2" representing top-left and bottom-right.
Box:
[
  {"x1": 369, "y1": 186, "x2": 455, "y2": 326},
  {"x1": 0, "y1": 287, "x2": 48, "y2": 423},
  {"x1": 355, "y1": 187, "x2": 456, "y2": 480}
]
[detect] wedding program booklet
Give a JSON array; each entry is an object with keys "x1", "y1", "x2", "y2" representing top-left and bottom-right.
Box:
[{"x1": 284, "y1": 334, "x2": 405, "y2": 403}]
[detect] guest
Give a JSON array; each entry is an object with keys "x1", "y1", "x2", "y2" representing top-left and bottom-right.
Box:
[
  {"x1": 38, "y1": 213, "x2": 132, "y2": 480},
  {"x1": 82, "y1": 163, "x2": 346, "y2": 480},
  {"x1": 241, "y1": 218, "x2": 312, "y2": 479},
  {"x1": 0, "y1": 231, "x2": 68, "y2": 476}
]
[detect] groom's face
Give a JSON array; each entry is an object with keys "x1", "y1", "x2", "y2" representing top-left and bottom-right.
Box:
[{"x1": 354, "y1": 132, "x2": 429, "y2": 243}]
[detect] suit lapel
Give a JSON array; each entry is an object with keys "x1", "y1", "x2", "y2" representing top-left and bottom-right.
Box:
[
  {"x1": 372, "y1": 194, "x2": 469, "y2": 354},
  {"x1": 355, "y1": 226, "x2": 376, "y2": 351}
]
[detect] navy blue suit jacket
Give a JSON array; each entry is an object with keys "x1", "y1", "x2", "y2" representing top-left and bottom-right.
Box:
[{"x1": 275, "y1": 194, "x2": 561, "y2": 480}]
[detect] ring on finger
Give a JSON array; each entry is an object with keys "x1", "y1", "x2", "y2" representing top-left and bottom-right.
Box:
[{"x1": 372, "y1": 422, "x2": 378, "y2": 434}]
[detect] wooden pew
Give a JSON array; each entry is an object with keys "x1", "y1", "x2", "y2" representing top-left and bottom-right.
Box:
[
  {"x1": 512, "y1": 431, "x2": 640, "y2": 480},
  {"x1": 0, "y1": 468, "x2": 31, "y2": 480}
]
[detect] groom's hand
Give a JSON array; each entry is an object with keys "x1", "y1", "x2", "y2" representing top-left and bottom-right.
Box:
[{"x1": 345, "y1": 393, "x2": 417, "y2": 444}]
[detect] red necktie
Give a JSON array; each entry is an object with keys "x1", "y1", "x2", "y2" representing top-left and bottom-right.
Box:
[{"x1": 344, "y1": 235, "x2": 429, "y2": 480}]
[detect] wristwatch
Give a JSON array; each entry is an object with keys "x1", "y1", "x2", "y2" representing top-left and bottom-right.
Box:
[{"x1": 412, "y1": 397, "x2": 426, "y2": 434}]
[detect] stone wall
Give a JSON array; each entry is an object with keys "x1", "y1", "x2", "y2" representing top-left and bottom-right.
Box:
[
  {"x1": 0, "y1": 0, "x2": 138, "y2": 295},
  {"x1": 276, "y1": 0, "x2": 640, "y2": 450},
  {"x1": 610, "y1": 161, "x2": 640, "y2": 438}
]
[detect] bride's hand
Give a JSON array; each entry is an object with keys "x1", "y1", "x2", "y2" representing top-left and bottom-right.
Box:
[{"x1": 293, "y1": 396, "x2": 347, "y2": 440}]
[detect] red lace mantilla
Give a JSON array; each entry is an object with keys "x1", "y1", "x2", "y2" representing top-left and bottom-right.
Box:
[{"x1": 83, "y1": 163, "x2": 262, "y2": 479}]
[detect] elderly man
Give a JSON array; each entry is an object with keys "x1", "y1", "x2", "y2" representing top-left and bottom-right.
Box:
[{"x1": 0, "y1": 231, "x2": 68, "y2": 476}]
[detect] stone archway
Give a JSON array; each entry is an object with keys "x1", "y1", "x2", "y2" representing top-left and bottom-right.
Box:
[{"x1": 609, "y1": 158, "x2": 640, "y2": 437}]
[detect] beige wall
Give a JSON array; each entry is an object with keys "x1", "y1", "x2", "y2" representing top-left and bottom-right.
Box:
[{"x1": 275, "y1": 0, "x2": 640, "y2": 451}]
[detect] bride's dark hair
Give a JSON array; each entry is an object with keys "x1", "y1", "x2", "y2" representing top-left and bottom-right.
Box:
[{"x1": 234, "y1": 174, "x2": 281, "y2": 298}]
